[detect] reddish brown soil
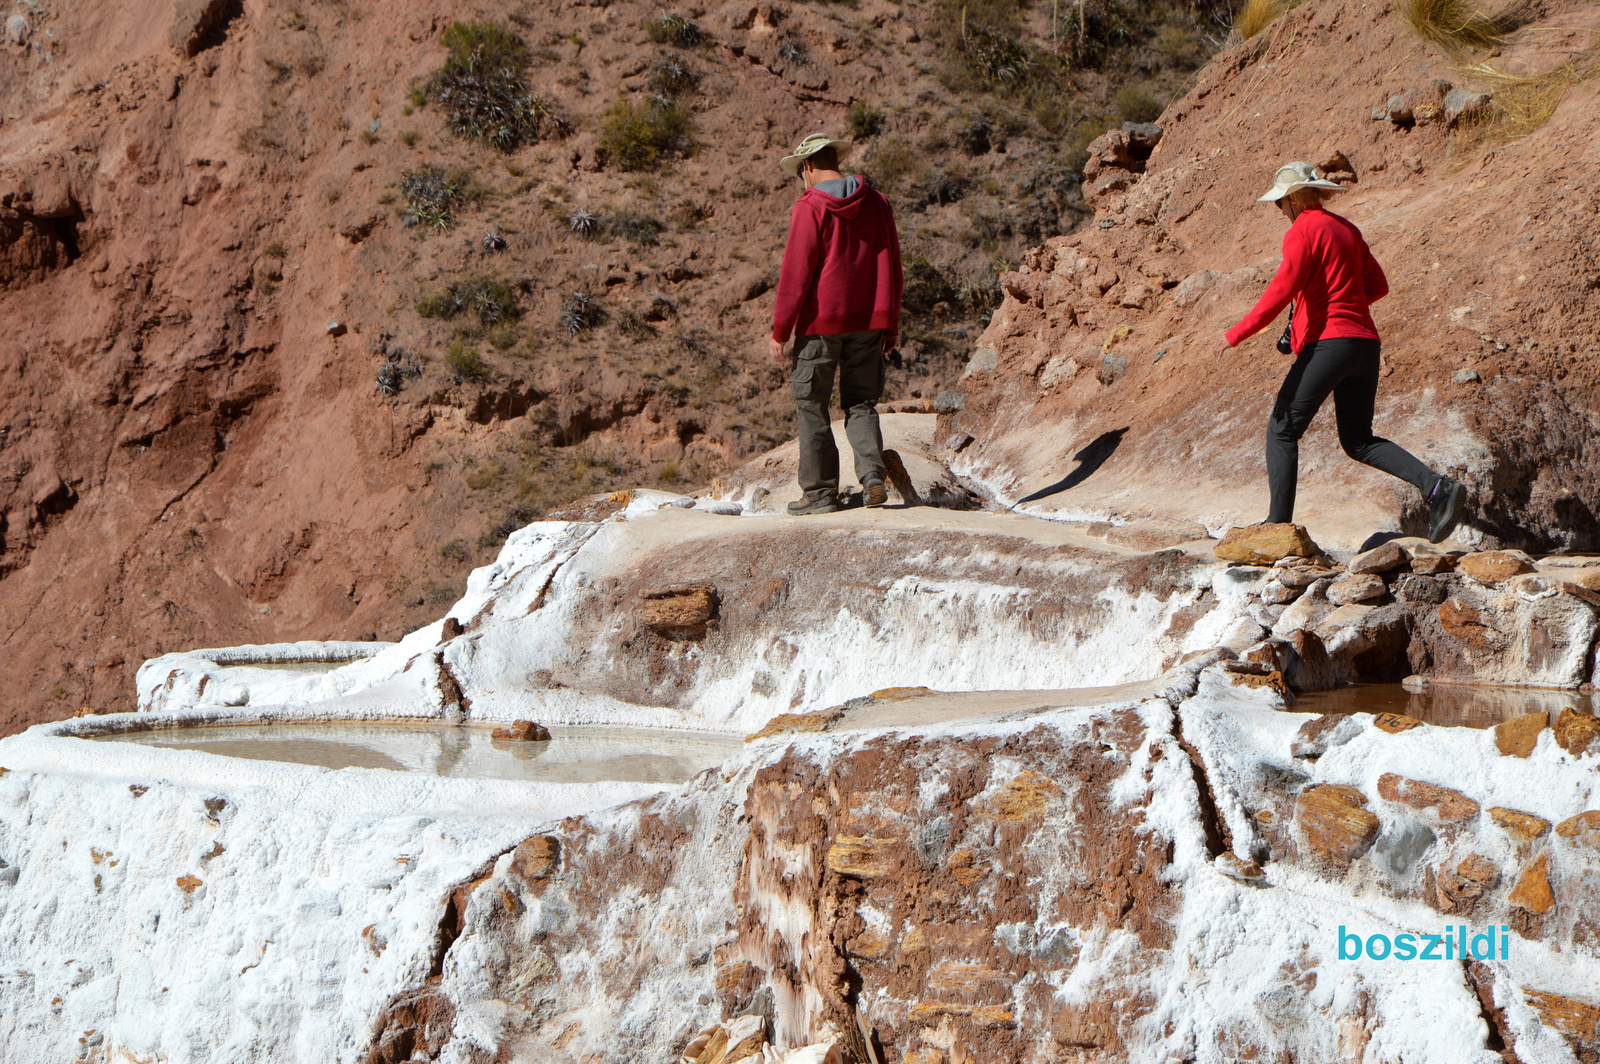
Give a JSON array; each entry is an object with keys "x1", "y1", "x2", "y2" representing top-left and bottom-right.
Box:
[{"x1": 0, "y1": 0, "x2": 1216, "y2": 731}]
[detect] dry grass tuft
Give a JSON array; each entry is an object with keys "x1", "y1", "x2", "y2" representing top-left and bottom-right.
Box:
[
  {"x1": 1399, "y1": 0, "x2": 1511, "y2": 53},
  {"x1": 1451, "y1": 48, "x2": 1598, "y2": 157},
  {"x1": 1236, "y1": 0, "x2": 1287, "y2": 40}
]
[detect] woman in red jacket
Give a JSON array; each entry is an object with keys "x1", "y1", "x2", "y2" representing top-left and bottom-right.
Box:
[{"x1": 1212, "y1": 162, "x2": 1466, "y2": 543}]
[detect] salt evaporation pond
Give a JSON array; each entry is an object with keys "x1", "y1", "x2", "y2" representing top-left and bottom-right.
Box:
[
  {"x1": 1294, "y1": 681, "x2": 1597, "y2": 728},
  {"x1": 94, "y1": 722, "x2": 742, "y2": 784}
]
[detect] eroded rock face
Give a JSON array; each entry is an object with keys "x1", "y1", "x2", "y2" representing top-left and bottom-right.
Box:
[{"x1": 422, "y1": 709, "x2": 1191, "y2": 1063}]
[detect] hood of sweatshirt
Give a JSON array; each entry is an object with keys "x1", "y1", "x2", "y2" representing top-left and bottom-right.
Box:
[{"x1": 801, "y1": 175, "x2": 873, "y2": 219}]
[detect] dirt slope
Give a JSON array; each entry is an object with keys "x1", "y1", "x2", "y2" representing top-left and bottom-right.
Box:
[
  {"x1": 0, "y1": 0, "x2": 1219, "y2": 731},
  {"x1": 945, "y1": 0, "x2": 1600, "y2": 553}
]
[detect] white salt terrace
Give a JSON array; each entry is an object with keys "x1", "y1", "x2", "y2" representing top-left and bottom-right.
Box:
[{"x1": 2, "y1": 493, "x2": 1599, "y2": 1063}]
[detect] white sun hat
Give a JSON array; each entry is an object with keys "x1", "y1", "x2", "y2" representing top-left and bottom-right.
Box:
[
  {"x1": 1258, "y1": 161, "x2": 1348, "y2": 202},
  {"x1": 779, "y1": 133, "x2": 851, "y2": 176}
]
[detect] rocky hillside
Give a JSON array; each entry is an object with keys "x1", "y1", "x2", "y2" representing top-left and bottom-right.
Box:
[
  {"x1": 0, "y1": 0, "x2": 1224, "y2": 731},
  {"x1": 943, "y1": 0, "x2": 1600, "y2": 552}
]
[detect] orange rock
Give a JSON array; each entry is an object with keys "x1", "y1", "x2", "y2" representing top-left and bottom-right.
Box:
[
  {"x1": 989, "y1": 769, "x2": 1064, "y2": 821},
  {"x1": 1553, "y1": 708, "x2": 1600, "y2": 755},
  {"x1": 1409, "y1": 552, "x2": 1456, "y2": 575},
  {"x1": 1377, "y1": 773, "x2": 1480, "y2": 822},
  {"x1": 1555, "y1": 811, "x2": 1600, "y2": 849},
  {"x1": 636, "y1": 583, "x2": 717, "y2": 634},
  {"x1": 1214, "y1": 523, "x2": 1319, "y2": 565},
  {"x1": 1489, "y1": 807, "x2": 1550, "y2": 844},
  {"x1": 491, "y1": 719, "x2": 551, "y2": 742},
  {"x1": 1456, "y1": 550, "x2": 1536, "y2": 584},
  {"x1": 826, "y1": 835, "x2": 894, "y2": 878},
  {"x1": 1508, "y1": 853, "x2": 1554, "y2": 914},
  {"x1": 1296, "y1": 784, "x2": 1380, "y2": 860},
  {"x1": 1494, "y1": 711, "x2": 1548, "y2": 758},
  {"x1": 509, "y1": 835, "x2": 561, "y2": 881},
  {"x1": 1373, "y1": 712, "x2": 1423, "y2": 734},
  {"x1": 1521, "y1": 988, "x2": 1600, "y2": 1044},
  {"x1": 1348, "y1": 541, "x2": 1408, "y2": 574},
  {"x1": 175, "y1": 874, "x2": 202, "y2": 894}
]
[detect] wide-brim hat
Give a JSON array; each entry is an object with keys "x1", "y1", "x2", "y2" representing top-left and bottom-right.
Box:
[
  {"x1": 1258, "y1": 161, "x2": 1347, "y2": 202},
  {"x1": 780, "y1": 134, "x2": 851, "y2": 176}
]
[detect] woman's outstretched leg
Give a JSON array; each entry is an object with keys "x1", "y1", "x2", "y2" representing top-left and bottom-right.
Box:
[{"x1": 1266, "y1": 346, "x2": 1341, "y2": 523}]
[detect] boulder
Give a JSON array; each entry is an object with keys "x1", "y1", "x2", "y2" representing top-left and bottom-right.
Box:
[
  {"x1": 1555, "y1": 811, "x2": 1600, "y2": 850},
  {"x1": 1377, "y1": 773, "x2": 1480, "y2": 823},
  {"x1": 1493, "y1": 711, "x2": 1548, "y2": 758},
  {"x1": 1291, "y1": 713, "x2": 1363, "y2": 760},
  {"x1": 1488, "y1": 807, "x2": 1549, "y2": 845},
  {"x1": 1394, "y1": 574, "x2": 1447, "y2": 604},
  {"x1": 509, "y1": 835, "x2": 561, "y2": 882},
  {"x1": 1296, "y1": 784, "x2": 1380, "y2": 860},
  {"x1": 1430, "y1": 852, "x2": 1499, "y2": 913},
  {"x1": 1327, "y1": 574, "x2": 1386, "y2": 606},
  {"x1": 1507, "y1": 853, "x2": 1554, "y2": 914},
  {"x1": 1214, "y1": 523, "x2": 1319, "y2": 565},
  {"x1": 1284, "y1": 628, "x2": 1339, "y2": 691},
  {"x1": 1260, "y1": 579, "x2": 1301, "y2": 606},
  {"x1": 1278, "y1": 566, "x2": 1338, "y2": 589},
  {"x1": 492, "y1": 719, "x2": 552, "y2": 742},
  {"x1": 1553, "y1": 708, "x2": 1600, "y2": 755},
  {"x1": 637, "y1": 583, "x2": 718, "y2": 637},
  {"x1": 1409, "y1": 553, "x2": 1456, "y2": 575},
  {"x1": 1349, "y1": 541, "x2": 1409, "y2": 574},
  {"x1": 1457, "y1": 550, "x2": 1536, "y2": 585},
  {"x1": 1443, "y1": 88, "x2": 1493, "y2": 127}
]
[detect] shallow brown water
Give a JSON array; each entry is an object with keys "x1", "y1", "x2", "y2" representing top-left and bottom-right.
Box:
[
  {"x1": 96, "y1": 722, "x2": 741, "y2": 783},
  {"x1": 1292, "y1": 684, "x2": 1597, "y2": 729}
]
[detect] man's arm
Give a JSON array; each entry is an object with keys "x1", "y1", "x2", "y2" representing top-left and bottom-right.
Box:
[
  {"x1": 772, "y1": 200, "x2": 822, "y2": 348},
  {"x1": 884, "y1": 200, "x2": 903, "y2": 353}
]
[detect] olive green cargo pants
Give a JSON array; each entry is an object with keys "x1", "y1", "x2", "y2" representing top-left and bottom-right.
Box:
[{"x1": 790, "y1": 330, "x2": 887, "y2": 498}]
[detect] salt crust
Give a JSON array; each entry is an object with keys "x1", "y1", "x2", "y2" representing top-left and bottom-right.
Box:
[{"x1": 3, "y1": 506, "x2": 1596, "y2": 1061}]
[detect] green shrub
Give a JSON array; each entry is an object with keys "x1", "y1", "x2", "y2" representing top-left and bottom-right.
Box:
[
  {"x1": 615, "y1": 310, "x2": 655, "y2": 342},
  {"x1": 846, "y1": 100, "x2": 886, "y2": 139},
  {"x1": 901, "y1": 254, "x2": 958, "y2": 316},
  {"x1": 607, "y1": 209, "x2": 665, "y2": 246},
  {"x1": 398, "y1": 165, "x2": 465, "y2": 231},
  {"x1": 417, "y1": 274, "x2": 521, "y2": 327},
  {"x1": 864, "y1": 137, "x2": 923, "y2": 189},
  {"x1": 957, "y1": 24, "x2": 1032, "y2": 85},
  {"x1": 598, "y1": 98, "x2": 693, "y2": 171},
  {"x1": 488, "y1": 323, "x2": 518, "y2": 349},
  {"x1": 648, "y1": 53, "x2": 699, "y2": 96},
  {"x1": 422, "y1": 21, "x2": 567, "y2": 151},
  {"x1": 445, "y1": 342, "x2": 490, "y2": 382},
  {"x1": 438, "y1": 539, "x2": 470, "y2": 563},
  {"x1": 399, "y1": 129, "x2": 419, "y2": 146},
  {"x1": 645, "y1": 13, "x2": 704, "y2": 47},
  {"x1": 560, "y1": 292, "x2": 605, "y2": 336},
  {"x1": 1114, "y1": 85, "x2": 1164, "y2": 123}
]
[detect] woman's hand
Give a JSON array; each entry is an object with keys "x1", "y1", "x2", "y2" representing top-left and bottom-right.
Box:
[{"x1": 1211, "y1": 335, "x2": 1233, "y2": 361}]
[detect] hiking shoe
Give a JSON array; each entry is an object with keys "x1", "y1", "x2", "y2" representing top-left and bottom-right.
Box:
[
  {"x1": 861, "y1": 475, "x2": 888, "y2": 508},
  {"x1": 1426, "y1": 476, "x2": 1466, "y2": 543},
  {"x1": 787, "y1": 491, "x2": 842, "y2": 516}
]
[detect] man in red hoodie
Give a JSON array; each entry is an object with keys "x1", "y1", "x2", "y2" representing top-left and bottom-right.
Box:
[{"x1": 770, "y1": 134, "x2": 904, "y2": 515}]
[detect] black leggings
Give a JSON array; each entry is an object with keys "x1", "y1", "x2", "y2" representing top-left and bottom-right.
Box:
[{"x1": 1266, "y1": 337, "x2": 1437, "y2": 523}]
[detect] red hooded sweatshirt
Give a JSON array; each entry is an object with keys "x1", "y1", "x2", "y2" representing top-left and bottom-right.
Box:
[
  {"x1": 1226, "y1": 206, "x2": 1388, "y2": 353},
  {"x1": 772, "y1": 177, "x2": 903, "y2": 346}
]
